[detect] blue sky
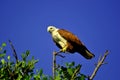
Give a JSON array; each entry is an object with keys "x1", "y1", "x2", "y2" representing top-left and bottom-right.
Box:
[{"x1": 0, "y1": 0, "x2": 120, "y2": 80}]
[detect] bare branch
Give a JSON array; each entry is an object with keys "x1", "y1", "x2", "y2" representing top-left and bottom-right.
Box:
[
  {"x1": 8, "y1": 40, "x2": 18, "y2": 63},
  {"x1": 88, "y1": 50, "x2": 109, "y2": 80},
  {"x1": 52, "y1": 51, "x2": 57, "y2": 79},
  {"x1": 52, "y1": 51, "x2": 65, "y2": 79}
]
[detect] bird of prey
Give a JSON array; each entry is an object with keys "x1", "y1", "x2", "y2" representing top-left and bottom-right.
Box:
[{"x1": 47, "y1": 26, "x2": 95, "y2": 59}]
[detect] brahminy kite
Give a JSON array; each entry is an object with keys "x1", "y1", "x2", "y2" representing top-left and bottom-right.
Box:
[{"x1": 47, "y1": 26, "x2": 95, "y2": 59}]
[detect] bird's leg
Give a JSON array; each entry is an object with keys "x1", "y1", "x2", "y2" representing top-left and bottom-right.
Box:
[{"x1": 60, "y1": 45, "x2": 68, "y2": 53}]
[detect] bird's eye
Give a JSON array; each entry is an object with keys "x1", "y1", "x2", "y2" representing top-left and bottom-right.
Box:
[{"x1": 50, "y1": 27, "x2": 53, "y2": 29}]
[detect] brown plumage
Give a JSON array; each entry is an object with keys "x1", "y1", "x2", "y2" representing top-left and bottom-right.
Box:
[
  {"x1": 58, "y1": 29, "x2": 95, "y2": 59},
  {"x1": 47, "y1": 26, "x2": 95, "y2": 59}
]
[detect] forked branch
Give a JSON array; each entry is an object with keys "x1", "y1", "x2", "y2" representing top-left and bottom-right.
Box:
[{"x1": 88, "y1": 50, "x2": 109, "y2": 80}]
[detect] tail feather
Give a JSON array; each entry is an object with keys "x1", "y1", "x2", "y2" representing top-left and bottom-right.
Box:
[{"x1": 77, "y1": 45, "x2": 95, "y2": 59}]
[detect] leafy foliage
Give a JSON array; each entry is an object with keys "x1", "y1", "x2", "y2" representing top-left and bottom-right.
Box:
[
  {"x1": 0, "y1": 42, "x2": 87, "y2": 80},
  {"x1": 55, "y1": 62, "x2": 86, "y2": 80},
  {"x1": 0, "y1": 43, "x2": 48, "y2": 80}
]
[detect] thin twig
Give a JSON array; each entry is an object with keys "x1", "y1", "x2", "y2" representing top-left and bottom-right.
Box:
[
  {"x1": 88, "y1": 50, "x2": 109, "y2": 80},
  {"x1": 53, "y1": 51, "x2": 57, "y2": 79},
  {"x1": 56, "y1": 51, "x2": 65, "y2": 58},
  {"x1": 8, "y1": 40, "x2": 18, "y2": 63}
]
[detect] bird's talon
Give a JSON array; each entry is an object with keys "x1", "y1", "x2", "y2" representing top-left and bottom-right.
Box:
[
  {"x1": 60, "y1": 46, "x2": 67, "y2": 53},
  {"x1": 60, "y1": 49, "x2": 65, "y2": 53}
]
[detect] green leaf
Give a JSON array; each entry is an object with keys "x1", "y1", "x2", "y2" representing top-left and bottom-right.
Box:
[
  {"x1": 21, "y1": 61, "x2": 26, "y2": 68},
  {"x1": 41, "y1": 75, "x2": 48, "y2": 80},
  {"x1": 67, "y1": 68, "x2": 74, "y2": 75},
  {"x1": 21, "y1": 53, "x2": 26, "y2": 61},
  {"x1": 1, "y1": 59, "x2": 5, "y2": 64},
  {"x1": 0, "y1": 53, "x2": 6, "y2": 57},
  {"x1": 55, "y1": 75, "x2": 61, "y2": 80},
  {"x1": 79, "y1": 74, "x2": 86, "y2": 80},
  {"x1": 26, "y1": 50, "x2": 30, "y2": 56},
  {"x1": 66, "y1": 62, "x2": 75, "y2": 68},
  {"x1": 65, "y1": 62, "x2": 69, "y2": 67},
  {"x1": 71, "y1": 62, "x2": 75, "y2": 66},
  {"x1": 2, "y1": 43, "x2": 6, "y2": 47},
  {"x1": 17, "y1": 74, "x2": 22, "y2": 80},
  {"x1": 39, "y1": 69, "x2": 43, "y2": 76},
  {"x1": 7, "y1": 56, "x2": 10, "y2": 60}
]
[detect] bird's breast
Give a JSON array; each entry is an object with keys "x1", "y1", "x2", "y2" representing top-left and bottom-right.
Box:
[{"x1": 52, "y1": 31, "x2": 67, "y2": 48}]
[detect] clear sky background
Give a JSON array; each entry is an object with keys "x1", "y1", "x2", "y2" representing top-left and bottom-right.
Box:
[{"x1": 0, "y1": 0, "x2": 119, "y2": 80}]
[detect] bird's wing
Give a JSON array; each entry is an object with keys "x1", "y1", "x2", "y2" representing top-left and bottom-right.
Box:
[{"x1": 58, "y1": 29, "x2": 83, "y2": 46}]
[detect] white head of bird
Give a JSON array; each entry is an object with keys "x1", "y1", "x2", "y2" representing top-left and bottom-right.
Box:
[{"x1": 47, "y1": 26, "x2": 59, "y2": 34}]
